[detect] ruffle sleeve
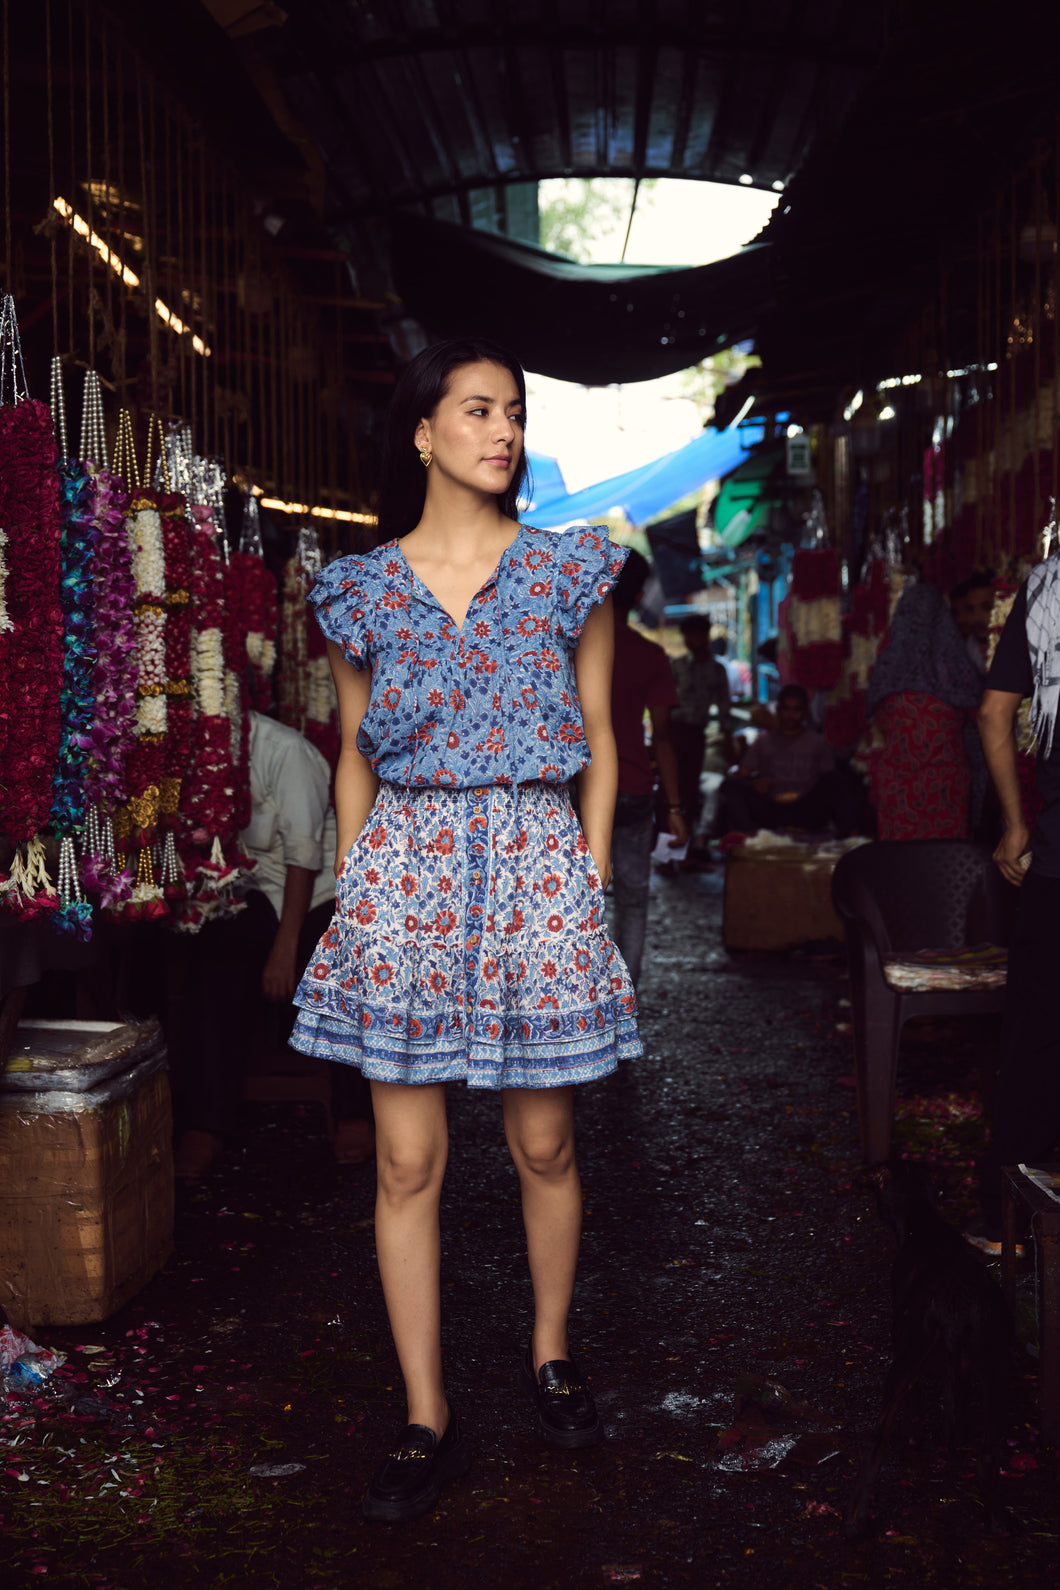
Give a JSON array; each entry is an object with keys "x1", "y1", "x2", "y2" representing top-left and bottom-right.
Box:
[
  {"x1": 553, "y1": 526, "x2": 629, "y2": 643},
  {"x1": 307, "y1": 555, "x2": 372, "y2": 669}
]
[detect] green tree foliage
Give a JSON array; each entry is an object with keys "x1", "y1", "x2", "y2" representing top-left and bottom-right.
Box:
[{"x1": 538, "y1": 177, "x2": 657, "y2": 263}]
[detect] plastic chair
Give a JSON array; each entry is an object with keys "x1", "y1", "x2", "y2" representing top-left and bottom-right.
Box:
[{"x1": 831, "y1": 840, "x2": 1016, "y2": 1164}]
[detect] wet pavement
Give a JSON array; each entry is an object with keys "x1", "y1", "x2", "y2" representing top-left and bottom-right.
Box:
[{"x1": 2, "y1": 865, "x2": 1056, "y2": 1587}]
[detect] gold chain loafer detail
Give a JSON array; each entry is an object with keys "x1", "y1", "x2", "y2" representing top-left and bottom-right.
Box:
[
  {"x1": 519, "y1": 1341, "x2": 603, "y2": 1449},
  {"x1": 362, "y1": 1411, "x2": 471, "y2": 1522}
]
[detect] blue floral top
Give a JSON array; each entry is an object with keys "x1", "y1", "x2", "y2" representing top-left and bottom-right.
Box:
[{"x1": 308, "y1": 524, "x2": 628, "y2": 789}]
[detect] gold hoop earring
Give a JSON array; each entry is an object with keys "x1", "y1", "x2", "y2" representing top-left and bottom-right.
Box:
[{"x1": 419, "y1": 447, "x2": 432, "y2": 467}]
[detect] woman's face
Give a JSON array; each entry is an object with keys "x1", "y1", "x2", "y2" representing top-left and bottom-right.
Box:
[{"x1": 415, "y1": 359, "x2": 524, "y2": 497}]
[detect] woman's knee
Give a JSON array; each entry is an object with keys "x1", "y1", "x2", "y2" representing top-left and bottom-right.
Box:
[
  {"x1": 510, "y1": 1131, "x2": 576, "y2": 1182},
  {"x1": 376, "y1": 1141, "x2": 445, "y2": 1202}
]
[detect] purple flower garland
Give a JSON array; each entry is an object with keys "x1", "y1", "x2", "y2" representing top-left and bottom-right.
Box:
[
  {"x1": 83, "y1": 467, "x2": 136, "y2": 810},
  {"x1": 49, "y1": 461, "x2": 98, "y2": 837}
]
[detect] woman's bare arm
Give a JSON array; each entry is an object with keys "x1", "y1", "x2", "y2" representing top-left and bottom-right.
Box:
[
  {"x1": 327, "y1": 638, "x2": 380, "y2": 876},
  {"x1": 573, "y1": 597, "x2": 617, "y2": 890}
]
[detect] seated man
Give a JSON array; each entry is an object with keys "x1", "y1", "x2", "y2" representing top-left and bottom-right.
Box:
[
  {"x1": 949, "y1": 569, "x2": 995, "y2": 677},
  {"x1": 715, "y1": 683, "x2": 856, "y2": 836}
]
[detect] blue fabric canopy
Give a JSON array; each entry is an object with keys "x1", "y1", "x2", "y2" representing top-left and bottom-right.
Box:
[{"x1": 523, "y1": 423, "x2": 764, "y2": 530}]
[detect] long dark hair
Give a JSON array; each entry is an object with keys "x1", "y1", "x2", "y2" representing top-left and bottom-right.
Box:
[{"x1": 376, "y1": 337, "x2": 531, "y2": 541}]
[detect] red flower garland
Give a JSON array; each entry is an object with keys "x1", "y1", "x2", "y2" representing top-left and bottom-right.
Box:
[
  {"x1": 229, "y1": 549, "x2": 279, "y2": 712},
  {"x1": 159, "y1": 491, "x2": 192, "y2": 834},
  {"x1": 0, "y1": 399, "x2": 63, "y2": 845}
]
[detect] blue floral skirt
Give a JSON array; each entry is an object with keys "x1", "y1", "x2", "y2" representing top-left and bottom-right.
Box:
[{"x1": 290, "y1": 780, "x2": 641, "y2": 1088}]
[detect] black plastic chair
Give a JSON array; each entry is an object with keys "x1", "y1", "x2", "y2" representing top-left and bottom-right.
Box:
[{"x1": 831, "y1": 840, "x2": 1017, "y2": 1164}]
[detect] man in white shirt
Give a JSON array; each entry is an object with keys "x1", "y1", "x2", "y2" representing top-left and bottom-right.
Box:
[{"x1": 241, "y1": 712, "x2": 339, "y2": 1002}]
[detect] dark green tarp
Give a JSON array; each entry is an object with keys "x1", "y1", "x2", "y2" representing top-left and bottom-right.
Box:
[{"x1": 390, "y1": 212, "x2": 777, "y2": 386}]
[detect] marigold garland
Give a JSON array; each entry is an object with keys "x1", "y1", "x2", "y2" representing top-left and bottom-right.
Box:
[{"x1": 0, "y1": 398, "x2": 63, "y2": 849}]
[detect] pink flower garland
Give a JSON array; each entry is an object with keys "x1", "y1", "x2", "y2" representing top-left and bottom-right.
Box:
[
  {"x1": 83, "y1": 468, "x2": 136, "y2": 810},
  {"x1": 0, "y1": 399, "x2": 63, "y2": 846}
]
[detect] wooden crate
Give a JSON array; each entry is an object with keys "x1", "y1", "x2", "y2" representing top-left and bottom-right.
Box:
[
  {"x1": 723, "y1": 845, "x2": 846, "y2": 951},
  {"x1": 0, "y1": 1020, "x2": 174, "y2": 1329}
]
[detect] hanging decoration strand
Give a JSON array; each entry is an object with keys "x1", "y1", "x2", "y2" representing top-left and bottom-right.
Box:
[
  {"x1": 49, "y1": 354, "x2": 68, "y2": 461},
  {"x1": 3, "y1": 0, "x2": 11, "y2": 295},
  {"x1": 46, "y1": 0, "x2": 59, "y2": 353},
  {"x1": 0, "y1": 292, "x2": 29, "y2": 405},
  {"x1": 79, "y1": 367, "x2": 105, "y2": 466}
]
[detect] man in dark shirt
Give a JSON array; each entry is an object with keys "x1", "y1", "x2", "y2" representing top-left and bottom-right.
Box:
[
  {"x1": 609, "y1": 550, "x2": 688, "y2": 986},
  {"x1": 973, "y1": 577, "x2": 1060, "y2": 1248},
  {"x1": 714, "y1": 684, "x2": 856, "y2": 836}
]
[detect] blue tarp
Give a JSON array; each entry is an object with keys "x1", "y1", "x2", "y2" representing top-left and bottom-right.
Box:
[{"x1": 523, "y1": 422, "x2": 764, "y2": 530}]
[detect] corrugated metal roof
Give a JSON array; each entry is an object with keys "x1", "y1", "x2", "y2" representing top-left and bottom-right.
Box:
[{"x1": 256, "y1": 0, "x2": 890, "y2": 220}]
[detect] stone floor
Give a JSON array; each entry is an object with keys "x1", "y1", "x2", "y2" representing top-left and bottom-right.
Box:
[{"x1": 1, "y1": 864, "x2": 1055, "y2": 1587}]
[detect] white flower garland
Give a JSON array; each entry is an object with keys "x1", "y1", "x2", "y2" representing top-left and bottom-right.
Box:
[
  {"x1": 789, "y1": 594, "x2": 841, "y2": 648},
  {"x1": 128, "y1": 507, "x2": 165, "y2": 597},
  {"x1": 224, "y1": 666, "x2": 242, "y2": 762},
  {"x1": 848, "y1": 631, "x2": 880, "y2": 692},
  {"x1": 126, "y1": 505, "x2": 167, "y2": 745},
  {"x1": 0, "y1": 526, "x2": 13, "y2": 633},
  {"x1": 136, "y1": 605, "x2": 167, "y2": 735},
  {"x1": 192, "y1": 628, "x2": 226, "y2": 718},
  {"x1": 306, "y1": 653, "x2": 336, "y2": 726}
]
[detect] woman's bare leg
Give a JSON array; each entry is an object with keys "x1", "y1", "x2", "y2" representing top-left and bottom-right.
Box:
[
  {"x1": 502, "y1": 1086, "x2": 581, "y2": 1370},
  {"x1": 370, "y1": 1079, "x2": 450, "y2": 1434}
]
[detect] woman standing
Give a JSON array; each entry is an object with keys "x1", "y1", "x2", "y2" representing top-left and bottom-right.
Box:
[
  {"x1": 290, "y1": 339, "x2": 641, "y2": 1520},
  {"x1": 866, "y1": 581, "x2": 986, "y2": 839}
]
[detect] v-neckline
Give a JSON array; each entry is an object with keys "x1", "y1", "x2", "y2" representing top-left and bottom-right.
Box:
[{"x1": 395, "y1": 526, "x2": 523, "y2": 636}]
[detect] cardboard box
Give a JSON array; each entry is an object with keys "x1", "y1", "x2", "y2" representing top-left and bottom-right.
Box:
[
  {"x1": 723, "y1": 843, "x2": 846, "y2": 951},
  {"x1": 0, "y1": 1019, "x2": 173, "y2": 1329}
]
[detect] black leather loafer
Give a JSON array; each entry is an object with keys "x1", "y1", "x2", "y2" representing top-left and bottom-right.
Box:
[
  {"x1": 362, "y1": 1411, "x2": 471, "y2": 1521},
  {"x1": 519, "y1": 1341, "x2": 603, "y2": 1448}
]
